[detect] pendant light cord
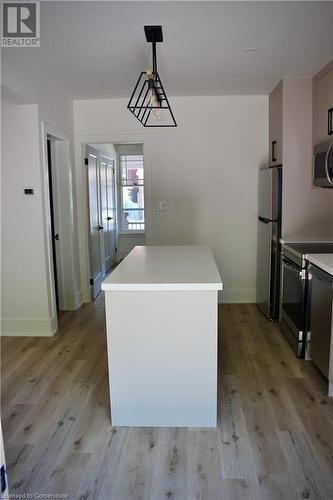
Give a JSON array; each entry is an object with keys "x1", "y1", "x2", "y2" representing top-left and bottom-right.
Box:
[{"x1": 152, "y1": 42, "x2": 157, "y2": 76}]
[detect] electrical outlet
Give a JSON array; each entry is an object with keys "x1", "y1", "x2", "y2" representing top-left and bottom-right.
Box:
[
  {"x1": 156, "y1": 201, "x2": 167, "y2": 212},
  {"x1": 23, "y1": 186, "x2": 36, "y2": 196}
]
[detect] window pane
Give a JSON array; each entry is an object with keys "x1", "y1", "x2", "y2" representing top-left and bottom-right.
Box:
[
  {"x1": 122, "y1": 186, "x2": 144, "y2": 210},
  {"x1": 120, "y1": 155, "x2": 144, "y2": 182},
  {"x1": 119, "y1": 154, "x2": 145, "y2": 232},
  {"x1": 122, "y1": 209, "x2": 145, "y2": 231}
]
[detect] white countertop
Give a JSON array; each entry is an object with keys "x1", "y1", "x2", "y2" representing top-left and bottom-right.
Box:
[
  {"x1": 307, "y1": 254, "x2": 333, "y2": 276},
  {"x1": 102, "y1": 245, "x2": 223, "y2": 291}
]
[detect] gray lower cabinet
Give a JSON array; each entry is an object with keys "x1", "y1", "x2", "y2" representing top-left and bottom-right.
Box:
[{"x1": 308, "y1": 264, "x2": 333, "y2": 378}]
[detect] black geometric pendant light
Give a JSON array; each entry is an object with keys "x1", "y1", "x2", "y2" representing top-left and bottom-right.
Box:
[{"x1": 127, "y1": 25, "x2": 177, "y2": 127}]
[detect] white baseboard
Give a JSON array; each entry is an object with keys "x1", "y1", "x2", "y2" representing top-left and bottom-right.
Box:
[
  {"x1": 59, "y1": 290, "x2": 84, "y2": 311},
  {"x1": 76, "y1": 289, "x2": 84, "y2": 309},
  {"x1": 1, "y1": 316, "x2": 57, "y2": 337},
  {"x1": 219, "y1": 289, "x2": 257, "y2": 304},
  {"x1": 0, "y1": 291, "x2": 258, "y2": 335}
]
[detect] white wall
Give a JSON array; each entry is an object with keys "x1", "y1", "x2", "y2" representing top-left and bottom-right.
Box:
[
  {"x1": 74, "y1": 96, "x2": 268, "y2": 303},
  {"x1": 1, "y1": 102, "x2": 56, "y2": 334},
  {"x1": 1, "y1": 66, "x2": 80, "y2": 335},
  {"x1": 2, "y1": 64, "x2": 74, "y2": 133}
]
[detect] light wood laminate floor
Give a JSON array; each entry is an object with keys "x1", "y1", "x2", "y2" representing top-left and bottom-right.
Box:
[{"x1": 1, "y1": 297, "x2": 333, "y2": 500}]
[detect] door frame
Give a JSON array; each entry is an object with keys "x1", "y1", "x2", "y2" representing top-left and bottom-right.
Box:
[
  {"x1": 75, "y1": 134, "x2": 152, "y2": 303},
  {"x1": 41, "y1": 122, "x2": 79, "y2": 325}
]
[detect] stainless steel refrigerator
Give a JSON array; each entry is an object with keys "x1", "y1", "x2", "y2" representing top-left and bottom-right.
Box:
[{"x1": 257, "y1": 165, "x2": 282, "y2": 320}]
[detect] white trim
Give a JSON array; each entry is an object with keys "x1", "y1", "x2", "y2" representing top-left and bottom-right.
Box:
[
  {"x1": 1, "y1": 317, "x2": 57, "y2": 337},
  {"x1": 76, "y1": 289, "x2": 84, "y2": 309},
  {"x1": 74, "y1": 133, "x2": 152, "y2": 303}
]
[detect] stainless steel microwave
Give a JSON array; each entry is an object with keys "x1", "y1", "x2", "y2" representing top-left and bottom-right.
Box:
[{"x1": 313, "y1": 140, "x2": 333, "y2": 188}]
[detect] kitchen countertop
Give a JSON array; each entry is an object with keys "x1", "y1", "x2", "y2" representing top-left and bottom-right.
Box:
[
  {"x1": 307, "y1": 254, "x2": 333, "y2": 276},
  {"x1": 280, "y1": 226, "x2": 333, "y2": 244},
  {"x1": 280, "y1": 236, "x2": 333, "y2": 244},
  {"x1": 101, "y1": 245, "x2": 223, "y2": 291}
]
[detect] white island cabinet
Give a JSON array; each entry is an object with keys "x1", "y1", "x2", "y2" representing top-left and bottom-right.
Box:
[{"x1": 102, "y1": 246, "x2": 223, "y2": 427}]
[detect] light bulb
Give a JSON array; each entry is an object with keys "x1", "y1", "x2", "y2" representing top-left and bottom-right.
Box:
[
  {"x1": 154, "y1": 106, "x2": 163, "y2": 122},
  {"x1": 148, "y1": 87, "x2": 156, "y2": 107},
  {"x1": 148, "y1": 87, "x2": 163, "y2": 122}
]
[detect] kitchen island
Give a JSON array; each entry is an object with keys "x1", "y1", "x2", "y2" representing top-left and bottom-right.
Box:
[{"x1": 102, "y1": 245, "x2": 223, "y2": 427}]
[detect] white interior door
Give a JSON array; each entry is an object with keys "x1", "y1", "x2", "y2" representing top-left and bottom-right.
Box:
[
  {"x1": 99, "y1": 158, "x2": 108, "y2": 275},
  {"x1": 47, "y1": 138, "x2": 63, "y2": 311},
  {"x1": 100, "y1": 155, "x2": 117, "y2": 272},
  {"x1": 86, "y1": 146, "x2": 103, "y2": 299}
]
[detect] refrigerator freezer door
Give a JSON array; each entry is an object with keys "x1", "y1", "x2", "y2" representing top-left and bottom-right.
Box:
[
  {"x1": 257, "y1": 218, "x2": 273, "y2": 318},
  {"x1": 258, "y1": 167, "x2": 279, "y2": 220}
]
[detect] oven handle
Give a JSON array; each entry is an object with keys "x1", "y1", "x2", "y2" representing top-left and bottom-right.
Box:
[{"x1": 325, "y1": 143, "x2": 333, "y2": 185}]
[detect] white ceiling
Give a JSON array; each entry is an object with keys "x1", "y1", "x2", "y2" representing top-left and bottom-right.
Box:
[{"x1": 3, "y1": 1, "x2": 333, "y2": 98}]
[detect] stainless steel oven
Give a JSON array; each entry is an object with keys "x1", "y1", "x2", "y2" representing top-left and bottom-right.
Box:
[
  {"x1": 280, "y1": 242, "x2": 333, "y2": 358},
  {"x1": 313, "y1": 140, "x2": 333, "y2": 188},
  {"x1": 280, "y1": 252, "x2": 307, "y2": 357}
]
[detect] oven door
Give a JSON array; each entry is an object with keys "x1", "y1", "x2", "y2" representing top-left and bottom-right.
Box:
[{"x1": 281, "y1": 257, "x2": 307, "y2": 356}]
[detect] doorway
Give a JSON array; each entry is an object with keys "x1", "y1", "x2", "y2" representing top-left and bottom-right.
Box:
[
  {"x1": 77, "y1": 137, "x2": 150, "y2": 303},
  {"x1": 42, "y1": 121, "x2": 78, "y2": 324}
]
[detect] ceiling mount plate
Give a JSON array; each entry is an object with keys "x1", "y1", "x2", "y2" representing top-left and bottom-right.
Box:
[{"x1": 144, "y1": 25, "x2": 163, "y2": 43}]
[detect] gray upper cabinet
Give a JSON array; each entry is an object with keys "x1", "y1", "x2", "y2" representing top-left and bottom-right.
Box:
[
  {"x1": 313, "y1": 61, "x2": 333, "y2": 145},
  {"x1": 269, "y1": 81, "x2": 283, "y2": 166}
]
